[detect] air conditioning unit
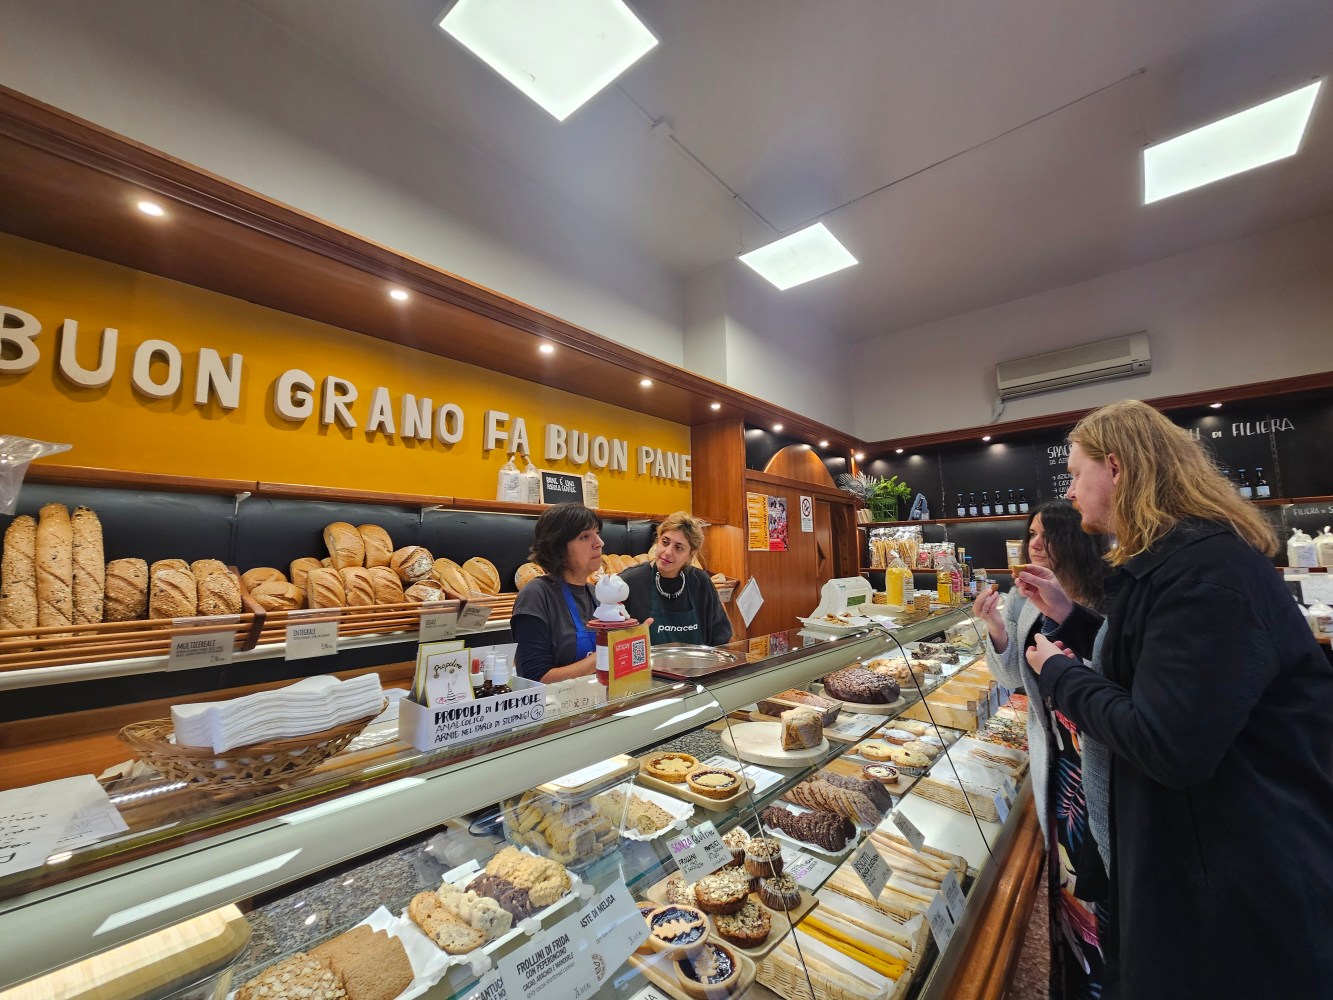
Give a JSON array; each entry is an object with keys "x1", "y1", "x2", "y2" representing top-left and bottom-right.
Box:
[{"x1": 996, "y1": 332, "x2": 1151, "y2": 401}]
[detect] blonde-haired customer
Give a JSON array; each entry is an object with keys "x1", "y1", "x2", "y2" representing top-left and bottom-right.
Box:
[
  {"x1": 1018, "y1": 399, "x2": 1333, "y2": 999},
  {"x1": 622, "y1": 511, "x2": 733, "y2": 646}
]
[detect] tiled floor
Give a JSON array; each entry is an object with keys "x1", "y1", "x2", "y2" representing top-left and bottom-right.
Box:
[{"x1": 1004, "y1": 863, "x2": 1051, "y2": 1000}]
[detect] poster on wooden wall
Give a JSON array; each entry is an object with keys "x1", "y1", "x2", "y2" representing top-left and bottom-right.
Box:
[
  {"x1": 767, "y1": 496, "x2": 789, "y2": 551},
  {"x1": 747, "y1": 492, "x2": 769, "y2": 550}
]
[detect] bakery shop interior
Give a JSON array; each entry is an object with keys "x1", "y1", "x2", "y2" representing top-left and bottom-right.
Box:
[{"x1": 2, "y1": 5, "x2": 1332, "y2": 1000}]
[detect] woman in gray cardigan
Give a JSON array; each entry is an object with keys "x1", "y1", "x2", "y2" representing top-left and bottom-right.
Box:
[{"x1": 972, "y1": 500, "x2": 1110, "y2": 999}]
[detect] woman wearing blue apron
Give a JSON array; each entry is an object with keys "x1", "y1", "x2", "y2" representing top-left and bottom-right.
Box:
[
  {"x1": 622, "y1": 512, "x2": 733, "y2": 647},
  {"x1": 512, "y1": 504, "x2": 603, "y2": 682}
]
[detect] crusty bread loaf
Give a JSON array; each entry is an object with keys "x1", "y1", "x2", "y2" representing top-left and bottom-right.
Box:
[
  {"x1": 339, "y1": 567, "x2": 375, "y2": 606},
  {"x1": 404, "y1": 581, "x2": 446, "y2": 603},
  {"x1": 433, "y1": 563, "x2": 472, "y2": 600},
  {"x1": 250, "y1": 580, "x2": 305, "y2": 612},
  {"x1": 290, "y1": 557, "x2": 322, "y2": 590},
  {"x1": 321, "y1": 557, "x2": 333, "y2": 568},
  {"x1": 36, "y1": 503, "x2": 73, "y2": 634},
  {"x1": 241, "y1": 567, "x2": 286, "y2": 591},
  {"x1": 514, "y1": 562, "x2": 544, "y2": 590},
  {"x1": 190, "y1": 558, "x2": 229, "y2": 588},
  {"x1": 355, "y1": 524, "x2": 393, "y2": 568},
  {"x1": 198, "y1": 571, "x2": 242, "y2": 616},
  {"x1": 391, "y1": 545, "x2": 434, "y2": 583},
  {"x1": 432, "y1": 557, "x2": 462, "y2": 582},
  {"x1": 367, "y1": 566, "x2": 405, "y2": 605},
  {"x1": 150, "y1": 558, "x2": 189, "y2": 576},
  {"x1": 323, "y1": 521, "x2": 365, "y2": 569},
  {"x1": 150, "y1": 568, "x2": 197, "y2": 619},
  {"x1": 70, "y1": 506, "x2": 104, "y2": 625},
  {"x1": 0, "y1": 514, "x2": 37, "y2": 634},
  {"x1": 306, "y1": 568, "x2": 346, "y2": 609},
  {"x1": 104, "y1": 558, "x2": 148, "y2": 622},
  {"x1": 462, "y1": 557, "x2": 500, "y2": 595}
]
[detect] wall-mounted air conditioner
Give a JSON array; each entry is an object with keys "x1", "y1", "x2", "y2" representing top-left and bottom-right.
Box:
[{"x1": 996, "y1": 332, "x2": 1151, "y2": 401}]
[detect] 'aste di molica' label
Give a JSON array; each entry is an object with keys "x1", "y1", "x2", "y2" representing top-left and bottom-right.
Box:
[{"x1": 399, "y1": 687, "x2": 546, "y2": 751}]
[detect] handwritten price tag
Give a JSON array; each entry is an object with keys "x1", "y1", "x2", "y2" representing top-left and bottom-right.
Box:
[
  {"x1": 781, "y1": 847, "x2": 835, "y2": 888},
  {"x1": 927, "y1": 889, "x2": 956, "y2": 951},
  {"x1": 285, "y1": 617, "x2": 338, "y2": 660},
  {"x1": 993, "y1": 790, "x2": 1011, "y2": 824},
  {"x1": 892, "y1": 809, "x2": 926, "y2": 852},
  {"x1": 457, "y1": 602, "x2": 494, "y2": 632},
  {"x1": 668, "y1": 821, "x2": 729, "y2": 880},
  {"x1": 166, "y1": 630, "x2": 234, "y2": 671},
  {"x1": 941, "y1": 869, "x2": 967, "y2": 923},
  {"x1": 850, "y1": 839, "x2": 891, "y2": 899},
  {"x1": 419, "y1": 603, "x2": 459, "y2": 642}
]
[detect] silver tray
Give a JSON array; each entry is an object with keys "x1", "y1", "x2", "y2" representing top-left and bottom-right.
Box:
[{"x1": 649, "y1": 643, "x2": 745, "y2": 680}]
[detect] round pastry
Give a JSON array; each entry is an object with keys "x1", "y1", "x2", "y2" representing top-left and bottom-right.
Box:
[
  {"x1": 664, "y1": 875, "x2": 697, "y2": 906},
  {"x1": 917, "y1": 732, "x2": 945, "y2": 747},
  {"x1": 882, "y1": 728, "x2": 915, "y2": 745},
  {"x1": 647, "y1": 904, "x2": 709, "y2": 960},
  {"x1": 743, "y1": 837, "x2": 784, "y2": 879},
  {"x1": 644, "y1": 753, "x2": 697, "y2": 784},
  {"x1": 903, "y1": 739, "x2": 941, "y2": 759},
  {"x1": 758, "y1": 874, "x2": 801, "y2": 912},
  {"x1": 673, "y1": 941, "x2": 741, "y2": 1000},
  {"x1": 721, "y1": 826, "x2": 750, "y2": 866},
  {"x1": 886, "y1": 745, "x2": 933, "y2": 770},
  {"x1": 692, "y1": 868, "x2": 751, "y2": 915},
  {"x1": 636, "y1": 902, "x2": 659, "y2": 954},
  {"x1": 863, "y1": 764, "x2": 900, "y2": 784},
  {"x1": 713, "y1": 899, "x2": 771, "y2": 948},
  {"x1": 858, "y1": 741, "x2": 896, "y2": 762},
  {"x1": 686, "y1": 767, "x2": 742, "y2": 801},
  {"x1": 893, "y1": 720, "x2": 929, "y2": 737}
]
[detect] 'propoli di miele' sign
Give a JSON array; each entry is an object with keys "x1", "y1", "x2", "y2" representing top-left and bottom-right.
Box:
[{"x1": 0, "y1": 233, "x2": 692, "y2": 509}]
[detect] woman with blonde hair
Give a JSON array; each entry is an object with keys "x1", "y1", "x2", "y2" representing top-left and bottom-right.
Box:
[
  {"x1": 1017, "y1": 399, "x2": 1333, "y2": 999},
  {"x1": 622, "y1": 511, "x2": 732, "y2": 646}
]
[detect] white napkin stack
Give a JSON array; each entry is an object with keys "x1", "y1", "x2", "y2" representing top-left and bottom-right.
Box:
[{"x1": 172, "y1": 674, "x2": 385, "y2": 753}]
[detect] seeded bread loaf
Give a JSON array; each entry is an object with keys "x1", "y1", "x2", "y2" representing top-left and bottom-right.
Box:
[
  {"x1": 198, "y1": 571, "x2": 242, "y2": 616},
  {"x1": 150, "y1": 568, "x2": 197, "y2": 619},
  {"x1": 306, "y1": 568, "x2": 346, "y2": 609},
  {"x1": 190, "y1": 558, "x2": 229, "y2": 588},
  {"x1": 339, "y1": 567, "x2": 375, "y2": 606},
  {"x1": 36, "y1": 503, "x2": 73, "y2": 634},
  {"x1": 150, "y1": 558, "x2": 190, "y2": 576},
  {"x1": 368, "y1": 566, "x2": 405, "y2": 605},
  {"x1": 324, "y1": 521, "x2": 365, "y2": 569},
  {"x1": 0, "y1": 515, "x2": 37, "y2": 634},
  {"x1": 70, "y1": 506, "x2": 105, "y2": 625},
  {"x1": 355, "y1": 524, "x2": 393, "y2": 569},
  {"x1": 104, "y1": 558, "x2": 148, "y2": 622}
]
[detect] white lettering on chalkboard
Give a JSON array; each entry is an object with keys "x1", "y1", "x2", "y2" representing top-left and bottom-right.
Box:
[{"x1": 1231, "y1": 418, "x2": 1295, "y2": 436}]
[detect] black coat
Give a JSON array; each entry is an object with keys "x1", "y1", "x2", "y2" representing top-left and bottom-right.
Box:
[{"x1": 1038, "y1": 520, "x2": 1333, "y2": 999}]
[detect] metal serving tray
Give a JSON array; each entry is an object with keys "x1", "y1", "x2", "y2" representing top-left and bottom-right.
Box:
[{"x1": 649, "y1": 643, "x2": 746, "y2": 680}]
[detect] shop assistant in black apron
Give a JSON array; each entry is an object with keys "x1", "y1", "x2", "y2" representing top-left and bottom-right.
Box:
[{"x1": 622, "y1": 511, "x2": 733, "y2": 647}]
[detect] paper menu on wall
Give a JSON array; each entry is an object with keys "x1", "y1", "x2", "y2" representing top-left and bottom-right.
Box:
[{"x1": 0, "y1": 775, "x2": 125, "y2": 876}]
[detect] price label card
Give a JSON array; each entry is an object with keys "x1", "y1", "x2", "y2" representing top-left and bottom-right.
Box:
[
  {"x1": 550, "y1": 678, "x2": 605, "y2": 717},
  {"x1": 575, "y1": 879, "x2": 647, "y2": 981},
  {"x1": 824, "y1": 712, "x2": 885, "y2": 741},
  {"x1": 992, "y1": 790, "x2": 1011, "y2": 824},
  {"x1": 701, "y1": 755, "x2": 783, "y2": 795},
  {"x1": 419, "y1": 603, "x2": 459, "y2": 642},
  {"x1": 285, "y1": 615, "x2": 339, "y2": 660},
  {"x1": 927, "y1": 889, "x2": 957, "y2": 951},
  {"x1": 781, "y1": 847, "x2": 836, "y2": 889},
  {"x1": 496, "y1": 915, "x2": 595, "y2": 1000},
  {"x1": 166, "y1": 630, "x2": 234, "y2": 671},
  {"x1": 457, "y1": 602, "x2": 494, "y2": 632},
  {"x1": 988, "y1": 687, "x2": 1001, "y2": 716},
  {"x1": 668, "y1": 821, "x2": 730, "y2": 880},
  {"x1": 850, "y1": 839, "x2": 891, "y2": 900},
  {"x1": 892, "y1": 809, "x2": 926, "y2": 852},
  {"x1": 941, "y1": 869, "x2": 967, "y2": 923},
  {"x1": 975, "y1": 696, "x2": 991, "y2": 729}
]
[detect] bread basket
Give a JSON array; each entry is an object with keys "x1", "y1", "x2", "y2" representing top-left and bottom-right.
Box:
[{"x1": 119, "y1": 699, "x2": 386, "y2": 789}]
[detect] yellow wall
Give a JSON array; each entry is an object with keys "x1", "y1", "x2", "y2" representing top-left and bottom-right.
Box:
[{"x1": 0, "y1": 234, "x2": 693, "y2": 512}]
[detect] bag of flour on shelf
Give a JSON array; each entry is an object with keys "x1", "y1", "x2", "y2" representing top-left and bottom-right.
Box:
[
  {"x1": 521, "y1": 455, "x2": 541, "y2": 504},
  {"x1": 496, "y1": 454, "x2": 522, "y2": 502},
  {"x1": 1287, "y1": 528, "x2": 1318, "y2": 568},
  {"x1": 583, "y1": 470, "x2": 600, "y2": 509},
  {"x1": 0, "y1": 436, "x2": 71, "y2": 514},
  {"x1": 1308, "y1": 601, "x2": 1333, "y2": 638},
  {"x1": 1314, "y1": 526, "x2": 1333, "y2": 567}
]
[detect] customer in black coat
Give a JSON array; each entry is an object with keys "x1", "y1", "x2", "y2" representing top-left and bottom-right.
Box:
[{"x1": 1017, "y1": 400, "x2": 1333, "y2": 999}]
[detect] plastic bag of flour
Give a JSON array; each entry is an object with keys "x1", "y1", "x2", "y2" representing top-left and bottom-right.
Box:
[{"x1": 0, "y1": 436, "x2": 71, "y2": 514}]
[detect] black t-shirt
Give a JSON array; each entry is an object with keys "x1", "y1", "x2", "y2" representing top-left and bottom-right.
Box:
[{"x1": 512, "y1": 574, "x2": 595, "y2": 681}]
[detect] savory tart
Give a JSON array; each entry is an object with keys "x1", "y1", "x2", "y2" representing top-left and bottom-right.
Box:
[{"x1": 645, "y1": 752, "x2": 699, "y2": 784}]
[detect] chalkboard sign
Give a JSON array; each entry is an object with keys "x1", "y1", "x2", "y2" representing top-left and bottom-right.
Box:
[{"x1": 539, "y1": 471, "x2": 584, "y2": 505}]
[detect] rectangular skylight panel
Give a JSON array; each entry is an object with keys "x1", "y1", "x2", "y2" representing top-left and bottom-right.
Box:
[
  {"x1": 737, "y1": 223, "x2": 859, "y2": 291},
  {"x1": 1143, "y1": 80, "x2": 1322, "y2": 203},
  {"x1": 439, "y1": 0, "x2": 658, "y2": 122}
]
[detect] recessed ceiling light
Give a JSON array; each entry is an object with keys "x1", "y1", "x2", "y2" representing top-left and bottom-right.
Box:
[
  {"x1": 538, "y1": 342, "x2": 556, "y2": 355},
  {"x1": 136, "y1": 200, "x2": 165, "y2": 217},
  {"x1": 389, "y1": 288, "x2": 410, "y2": 302},
  {"x1": 639, "y1": 377, "x2": 652, "y2": 388},
  {"x1": 854, "y1": 452, "x2": 865, "y2": 461},
  {"x1": 895, "y1": 448, "x2": 904, "y2": 454},
  {"x1": 982, "y1": 435, "x2": 992, "y2": 442},
  {"x1": 1210, "y1": 402, "x2": 1223, "y2": 409},
  {"x1": 772, "y1": 424, "x2": 783, "y2": 432},
  {"x1": 438, "y1": 0, "x2": 658, "y2": 122},
  {"x1": 709, "y1": 402, "x2": 722, "y2": 411},
  {"x1": 1143, "y1": 80, "x2": 1322, "y2": 204},
  {"x1": 818, "y1": 440, "x2": 829, "y2": 448},
  {"x1": 737, "y1": 222, "x2": 858, "y2": 291}
]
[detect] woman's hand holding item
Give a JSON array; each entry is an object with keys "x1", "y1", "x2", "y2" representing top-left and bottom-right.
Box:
[
  {"x1": 1025, "y1": 633, "x2": 1074, "y2": 674},
  {"x1": 1015, "y1": 564, "x2": 1074, "y2": 624},
  {"x1": 972, "y1": 588, "x2": 1008, "y2": 651}
]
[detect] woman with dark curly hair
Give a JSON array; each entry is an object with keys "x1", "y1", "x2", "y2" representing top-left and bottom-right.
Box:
[
  {"x1": 972, "y1": 500, "x2": 1111, "y2": 999},
  {"x1": 512, "y1": 503, "x2": 605, "y2": 683}
]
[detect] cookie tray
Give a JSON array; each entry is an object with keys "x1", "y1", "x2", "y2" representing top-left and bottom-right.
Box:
[{"x1": 643, "y1": 877, "x2": 818, "y2": 963}]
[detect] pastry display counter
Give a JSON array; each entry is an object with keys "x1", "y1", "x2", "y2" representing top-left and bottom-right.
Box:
[{"x1": 0, "y1": 604, "x2": 1035, "y2": 1000}]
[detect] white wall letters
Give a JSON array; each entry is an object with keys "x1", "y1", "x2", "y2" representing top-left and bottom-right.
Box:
[
  {"x1": 57, "y1": 320, "x2": 117, "y2": 388},
  {"x1": 131, "y1": 339, "x2": 182, "y2": 399},
  {"x1": 0, "y1": 307, "x2": 41, "y2": 373}
]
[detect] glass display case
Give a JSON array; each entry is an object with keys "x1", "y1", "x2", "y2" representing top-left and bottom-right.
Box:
[{"x1": 0, "y1": 606, "x2": 1031, "y2": 1000}]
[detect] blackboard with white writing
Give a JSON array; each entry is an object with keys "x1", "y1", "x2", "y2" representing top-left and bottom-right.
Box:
[{"x1": 539, "y1": 471, "x2": 584, "y2": 505}]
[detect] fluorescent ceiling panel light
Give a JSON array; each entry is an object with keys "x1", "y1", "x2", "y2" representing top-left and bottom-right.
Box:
[
  {"x1": 738, "y1": 223, "x2": 858, "y2": 290},
  {"x1": 438, "y1": 0, "x2": 658, "y2": 122},
  {"x1": 1143, "y1": 80, "x2": 1322, "y2": 203}
]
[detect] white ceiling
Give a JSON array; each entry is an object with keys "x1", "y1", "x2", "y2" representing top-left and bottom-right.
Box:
[{"x1": 244, "y1": 0, "x2": 1333, "y2": 343}]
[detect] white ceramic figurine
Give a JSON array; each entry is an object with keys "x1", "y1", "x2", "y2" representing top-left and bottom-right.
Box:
[{"x1": 593, "y1": 573, "x2": 632, "y2": 622}]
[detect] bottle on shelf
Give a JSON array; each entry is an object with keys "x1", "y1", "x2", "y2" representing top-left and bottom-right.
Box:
[
  {"x1": 975, "y1": 565, "x2": 990, "y2": 593},
  {"x1": 967, "y1": 492, "x2": 979, "y2": 517},
  {"x1": 1236, "y1": 468, "x2": 1252, "y2": 500},
  {"x1": 1006, "y1": 488, "x2": 1018, "y2": 515},
  {"x1": 980, "y1": 491, "x2": 992, "y2": 516},
  {"x1": 478, "y1": 653, "x2": 498, "y2": 697},
  {"x1": 1254, "y1": 467, "x2": 1271, "y2": 499},
  {"x1": 490, "y1": 655, "x2": 512, "y2": 696},
  {"x1": 470, "y1": 657, "x2": 484, "y2": 698},
  {"x1": 956, "y1": 493, "x2": 967, "y2": 518},
  {"x1": 1018, "y1": 488, "x2": 1029, "y2": 514},
  {"x1": 963, "y1": 555, "x2": 976, "y2": 598}
]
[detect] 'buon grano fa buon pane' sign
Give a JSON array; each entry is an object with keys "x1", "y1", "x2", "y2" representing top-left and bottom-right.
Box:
[{"x1": 0, "y1": 307, "x2": 691, "y2": 482}]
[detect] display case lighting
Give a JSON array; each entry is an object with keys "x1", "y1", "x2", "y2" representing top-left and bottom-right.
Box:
[
  {"x1": 1210, "y1": 402, "x2": 1223, "y2": 409},
  {"x1": 896, "y1": 448, "x2": 904, "y2": 454},
  {"x1": 772, "y1": 423, "x2": 783, "y2": 432},
  {"x1": 818, "y1": 440, "x2": 829, "y2": 448},
  {"x1": 982, "y1": 435, "x2": 992, "y2": 442}
]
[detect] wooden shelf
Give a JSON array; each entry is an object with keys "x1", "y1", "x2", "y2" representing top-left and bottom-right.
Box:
[{"x1": 859, "y1": 513, "x2": 1027, "y2": 527}]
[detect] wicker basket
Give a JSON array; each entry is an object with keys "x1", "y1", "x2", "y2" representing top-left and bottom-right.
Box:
[{"x1": 119, "y1": 700, "x2": 386, "y2": 789}]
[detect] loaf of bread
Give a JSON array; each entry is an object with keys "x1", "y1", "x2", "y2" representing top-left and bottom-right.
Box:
[
  {"x1": 150, "y1": 558, "x2": 190, "y2": 576},
  {"x1": 355, "y1": 524, "x2": 393, "y2": 568},
  {"x1": 432, "y1": 557, "x2": 462, "y2": 581},
  {"x1": 306, "y1": 568, "x2": 346, "y2": 609},
  {"x1": 70, "y1": 506, "x2": 105, "y2": 626},
  {"x1": 190, "y1": 558, "x2": 229, "y2": 588},
  {"x1": 405, "y1": 581, "x2": 446, "y2": 603},
  {"x1": 368, "y1": 566, "x2": 405, "y2": 605},
  {"x1": 36, "y1": 503, "x2": 73, "y2": 634},
  {"x1": 0, "y1": 514, "x2": 37, "y2": 634},
  {"x1": 463, "y1": 557, "x2": 500, "y2": 595},
  {"x1": 104, "y1": 558, "x2": 148, "y2": 622},
  {"x1": 241, "y1": 567, "x2": 286, "y2": 591},
  {"x1": 321, "y1": 557, "x2": 333, "y2": 568},
  {"x1": 391, "y1": 545, "x2": 433, "y2": 583},
  {"x1": 198, "y1": 571, "x2": 242, "y2": 616},
  {"x1": 433, "y1": 563, "x2": 471, "y2": 600},
  {"x1": 515, "y1": 562, "x2": 544, "y2": 590},
  {"x1": 324, "y1": 522, "x2": 365, "y2": 569},
  {"x1": 150, "y1": 568, "x2": 198, "y2": 619},
  {"x1": 249, "y1": 580, "x2": 305, "y2": 612},
  {"x1": 339, "y1": 567, "x2": 375, "y2": 606},
  {"x1": 290, "y1": 557, "x2": 322, "y2": 590}
]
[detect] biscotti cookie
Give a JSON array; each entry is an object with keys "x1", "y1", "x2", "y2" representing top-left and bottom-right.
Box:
[
  {"x1": 35, "y1": 502, "x2": 73, "y2": 634},
  {"x1": 407, "y1": 891, "x2": 487, "y2": 954},
  {"x1": 0, "y1": 514, "x2": 37, "y2": 634},
  {"x1": 70, "y1": 506, "x2": 104, "y2": 625}
]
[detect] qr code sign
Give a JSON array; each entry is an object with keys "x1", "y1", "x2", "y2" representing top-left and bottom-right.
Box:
[{"x1": 631, "y1": 638, "x2": 648, "y2": 667}]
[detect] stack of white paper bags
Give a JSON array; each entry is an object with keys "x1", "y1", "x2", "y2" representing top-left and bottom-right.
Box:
[{"x1": 172, "y1": 674, "x2": 384, "y2": 753}]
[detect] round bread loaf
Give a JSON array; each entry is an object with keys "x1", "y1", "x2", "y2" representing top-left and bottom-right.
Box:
[
  {"x1": 190, "y1": 558, "x2": 229, "y2": 587},
  {"x1": 198, "y1": 571, "x2": 242, "y2": 616},
  {"x1": 241, "y1": 567, "x2": 286, "y2": 591},
  {"x1": 324, "y1": 522, "x2": 364, "y2": 569},
  {"x1": 289, "y1": 557, "x2": 322, "y2": 590},
  {"x1": 249, "y1": 580, "x2": 304, "y2": 612},
  {"x1": 462, "y1": 557, "x2": 500, "y2": 595},
  {"x1": 391, "y1": 546, "x2": 434, "y2": 583},
  {"x1": 306, "y1": 567, "x2": 346, "y2": 609},
  {"x1": 515, "y1": 562, "x2": 545, "y2": 590},
  {"x1": 356, "y1": 524, "x2": 393, "y2": 568},
  {"x1": 368, "y1": 566, "x2": 406, "y2": 604},
  {"x1": 431, "y1": 557, "x2": 462, "y2": 582},
  {"x1": 149, "y1": 568, "x2": 197, "y2": 619},
  {"x1": 405, "y1": 581, "x2": 447, "y2": 603},
  {"x1": 434, "y1": 563, "x2": 472, "y2": 600},
  {"x1": 339, "y1": 567, "x2": 376, "y2": 606},
  {"x1": 320, "y1": 557, "x2": 333, "y2": 568},
  {"x1": 103, "y1": 557, "x2": 148, "y2": 622}
]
